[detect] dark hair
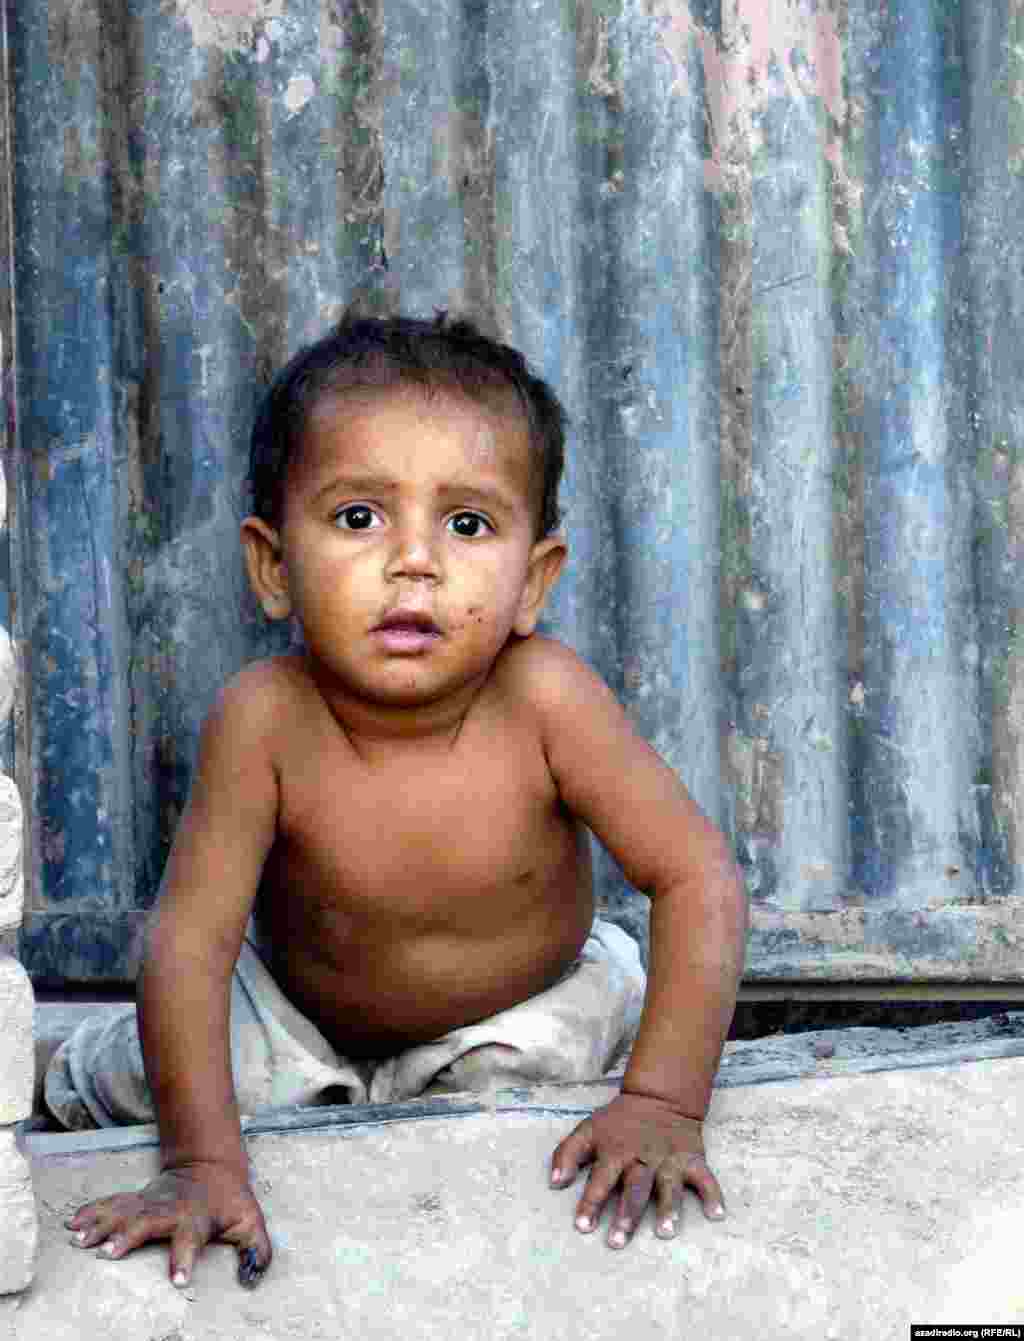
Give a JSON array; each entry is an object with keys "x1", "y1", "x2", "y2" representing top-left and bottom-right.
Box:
[{"x1": 247, "y1": 310, "x2": 566, "y2": 538}]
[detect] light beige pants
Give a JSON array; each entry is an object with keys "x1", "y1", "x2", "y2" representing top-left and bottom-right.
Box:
[{"x1": 45, "y1": 918, "x2": 646, "y2": 1130}]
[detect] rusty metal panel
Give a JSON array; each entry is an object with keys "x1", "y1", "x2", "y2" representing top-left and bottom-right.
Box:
[{"x1": 2, "y1": 0, "x2": 1023, "y2": 984}]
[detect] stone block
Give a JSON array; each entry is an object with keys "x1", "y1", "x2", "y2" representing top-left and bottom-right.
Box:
[
  {"x1": 0, "y1": 1128, "x2": 36, "y2": 1295},
  {"x1": 0, "y1": 775, "x2": 23, "y2": 933},
  {"x1": 0, "y1": 627, "x2": 14, "y2": 729},
  {"x1": 0, "y1": 952, "x2": 34, "y2": 1124}
]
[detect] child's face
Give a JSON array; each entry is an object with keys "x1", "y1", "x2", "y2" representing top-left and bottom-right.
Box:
[{"x1": 242, "y1": 385, "x2": 566, "y2": 721}]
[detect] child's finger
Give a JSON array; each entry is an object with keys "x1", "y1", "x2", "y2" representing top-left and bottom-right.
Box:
[
  {"x1": 573, "y1": 1156, "x2": 627, "y2": 1234},
  {"x1": 68, "y1": 1213, "x2": 109, "y2": 1247},
  {"x1": 236, "y1": 1244, "x2": 271, "y2": 1289},
  {"x1": 66, "y1": 1197, "x2": 119, "y2": 1234},
  {"x1": 549, "y1": 1116, "x2": 595, "y2": 1185},
  {"x1": 609, "y1": 1162, "x2": 656, "y2": 1247},
  {"x1": 683, "y1": 1157, "x2": 726, "y2": 1220},
  {"x1": 220, "y1": 1209, "x2": 274, "y2": 1288},
  {"x1": 94, "y1": 1209, "x2": 183, "y2": 1259},
  {"x1": 653, "y1": 1168, "x2": 684, "y2": 1237},
  {"x1": 68, "y1": 1197, "x2": 150, "y2": 1248},
  {"x1": 168, "y1": 1222, "x2": 214, "y2": 1288}
]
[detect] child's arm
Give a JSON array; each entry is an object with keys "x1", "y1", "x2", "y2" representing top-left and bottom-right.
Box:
[
  {"x1": 528, "y1": 640, "x2": 749, "y2": 1247},
  {"x1": 66, "y1": 674, "x2": 280, "y2": 1289}
]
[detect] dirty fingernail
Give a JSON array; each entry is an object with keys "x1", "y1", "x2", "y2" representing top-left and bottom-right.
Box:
[{"x1": 238, "y1": 1247, "x2": 266, "y2": 1289}]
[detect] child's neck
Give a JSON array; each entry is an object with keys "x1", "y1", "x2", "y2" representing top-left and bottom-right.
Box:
[{"x1": 305, "y1": 653, "x2": 488, "y2": 757}]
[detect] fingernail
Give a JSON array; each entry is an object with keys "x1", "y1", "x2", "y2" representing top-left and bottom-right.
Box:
[
  {"x1": 238, "y1": 1247, "x2": 266, "y2": 1288},
  {"x1": 609, "y1": 1229, "x2": 627, "y2": 1248},
  {"x1": 658, "y1": 1217, "x2": 676, "y2": 1237},
  {"x1": 710, "y1": 1204, "x2": 726, "y2": 1219},
  {"x1": 550, "y1": 1167, "x2": 564, "y2": 1184},
  {"x1": 575, "y1": 1214, "x2": 592, "y2": 1232},
  {"x1": 172, "y1": 1270, "x2": 188, "y2": 1288},
  {"x1": 74, "y1": 1230, "x2": 88, "y2": 1245},
  {"x1": 99, "y1": 1238, "x2": 119, "y2": 1257}
]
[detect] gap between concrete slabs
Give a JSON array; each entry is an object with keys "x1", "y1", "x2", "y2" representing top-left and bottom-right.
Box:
[{"x1": 20, "y1": 1009, "x2": 1024, "y2": 1157}]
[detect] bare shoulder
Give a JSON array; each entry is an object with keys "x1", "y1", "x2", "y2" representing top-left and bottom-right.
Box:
[
  {"x1": 217, "y1": 654, "x2": 305, "y2": 704},
  {"x1": 492, "y1": 635, "x2": 629, "y2": 774},
  {"x1": 496, "y1": 634, "x2": 620, "y2": 721},
  {"x1": 202, "y1": 656, "x2": 307, "y2": 755},
  {"x1": 496, "y1": 637, "x2": 728, "y2": 897}
]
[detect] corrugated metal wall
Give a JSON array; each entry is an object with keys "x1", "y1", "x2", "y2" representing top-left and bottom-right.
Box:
[{"x1": 2, "y1": 0, "x2": 1023, "y2": 985}]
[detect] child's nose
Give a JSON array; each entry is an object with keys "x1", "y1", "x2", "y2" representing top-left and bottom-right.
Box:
[{"x1": 385, "y1": 517, "x2": 441, "y2": 580}]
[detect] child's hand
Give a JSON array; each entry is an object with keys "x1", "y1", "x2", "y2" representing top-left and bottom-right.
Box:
[
  {"x1": 548, "y1": 1092, "x2": 726, "y2": 1248},
  {"x1": 65, "y1": 1163, "x2": 272, "y2": 1289}
]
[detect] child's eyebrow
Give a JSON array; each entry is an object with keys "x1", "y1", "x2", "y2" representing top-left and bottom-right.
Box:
[{"x1": 314, "y1": 474, "x2": 518, "y2": 513}]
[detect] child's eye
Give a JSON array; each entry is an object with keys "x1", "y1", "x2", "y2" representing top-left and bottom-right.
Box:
[
  {"x1": 447, "y1": 512, "x2": 492, "y2": 538},
  {"x1": 335, "y1": 505, "x2": 380, "y2": 530}
]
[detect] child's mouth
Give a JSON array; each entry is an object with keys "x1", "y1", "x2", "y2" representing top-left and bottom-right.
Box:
[{"x1": 371, "y1": 619, "x2": 442, "y2": 653}]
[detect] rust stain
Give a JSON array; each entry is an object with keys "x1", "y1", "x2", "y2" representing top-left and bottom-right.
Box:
[
  {"x1": 993, "y1": 449, "x2": 1024, "y2": 874},
  {"x1": 46, "y1": 0, "x2": 101, "y2": 88},
  {"x1": 164, "y1": 0, "x2": 285, "y2": 53},
  {"x1": 750, "y1": 900, "x2": 1024, "y2": 980},
  {"x1": 644, "y1": 0, "x2": 848, "y2": 198},
  {"x1": 584, "y1": 13, "x2": 619, "y2": 99},
  {"x1": 725, "y1": 729, "x2": 785, "y2": 839}
]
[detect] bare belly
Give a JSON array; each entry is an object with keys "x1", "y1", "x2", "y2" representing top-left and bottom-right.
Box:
[{"x1": 255, "y1": 839, "x2": 595, "y2": 1059}]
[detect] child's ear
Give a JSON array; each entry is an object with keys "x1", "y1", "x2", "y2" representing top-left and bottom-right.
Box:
[
  {"x1": 513, "y1": 534, "x2": 568, "y2": 637},
  {"x1": 241, "y1": 517, "x2": 293, "y2": 620}
]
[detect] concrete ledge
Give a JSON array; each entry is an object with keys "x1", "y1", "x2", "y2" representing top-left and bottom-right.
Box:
[
  {"x1": 6, "y1": 1056, "x2": 1024, "y2": 1339},
  {"x1": 0, "y1": 1130, "x2": 36, "y2": 1295},
  {"x1": 0, "y1": 954, "x2": 33, "y2": 1126},
  {"x1": 0, "y1": 950, "x2": 36, "y2": 1296}
]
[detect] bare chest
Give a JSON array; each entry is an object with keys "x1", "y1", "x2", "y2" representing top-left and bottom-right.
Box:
[{"x1": 263, "y1": 716, "x2": 571, "y2": 936}]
